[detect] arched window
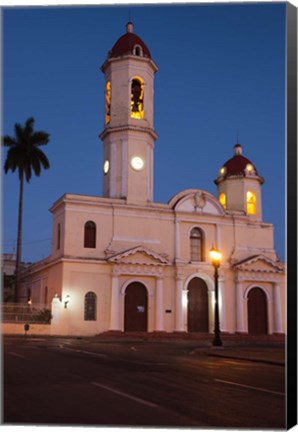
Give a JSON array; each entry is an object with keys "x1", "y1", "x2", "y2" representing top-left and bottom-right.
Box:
[
  {"x1": 84, "y1": 292, "x2": 97, "y2": 321},
  {"x1": 190, "y1": 228, "x2": 204, "y2": 261},
  {"x1": 84, "y1": 221, "x2": 96, "y2": 248},
  {"x1": 246, "y1": 191, "x2": 256, "y2": 215},
  {"x1": 105, "y1": 81, "x2": 111, "y2": 124},
  {"x1": 133, "y1": 44, "x2": 143, "y2": 57},
  {"x1": 219, "y1": 193, "x2": 226, "y2": 209},
  {"x1": 131, "y1": 77, "x2": 144, "y2": 119},
  {"x1": 57, "y1": 223, "x2": 61, "y2": 250}
]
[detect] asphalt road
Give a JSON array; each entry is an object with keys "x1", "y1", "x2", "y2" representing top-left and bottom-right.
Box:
[{"x1": 2, "y1": 336, "x2": 285, "y2": 428}]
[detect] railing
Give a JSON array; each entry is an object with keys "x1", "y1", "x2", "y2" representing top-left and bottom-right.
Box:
[{"x1": 1, "y1": 303, "x2": 52, "y2": 324}]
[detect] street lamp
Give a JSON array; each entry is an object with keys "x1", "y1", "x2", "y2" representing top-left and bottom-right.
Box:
[
  {"x1": 209, "y1": 246, "x2": 223, "y2": 347},
  {"x1": 64, "y1": 294, "x2": 70, "y2": 309}
]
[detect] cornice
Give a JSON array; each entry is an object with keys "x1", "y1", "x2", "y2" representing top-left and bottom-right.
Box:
[{"x1": 99, "y1": 125, "x2": 158, "y2": 141}]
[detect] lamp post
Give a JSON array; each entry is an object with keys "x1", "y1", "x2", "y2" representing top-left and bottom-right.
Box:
[{"x1": 209, "y1": 246, "x2": 222, "y2": 347}]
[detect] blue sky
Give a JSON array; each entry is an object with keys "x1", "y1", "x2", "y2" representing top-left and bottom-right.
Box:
[{"x1": 2, "y1": 2, "x2": 286, "y2": 263}]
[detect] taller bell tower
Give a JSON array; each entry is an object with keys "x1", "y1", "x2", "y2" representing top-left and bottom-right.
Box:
[{"x1": 100, "y1": 22, "x2": 158, "y2": 205}]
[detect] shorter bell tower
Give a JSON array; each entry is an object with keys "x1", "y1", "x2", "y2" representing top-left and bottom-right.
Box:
[
  {"x1": 215, "y1": 144, "x2": 264, "y2": 220},
  {"x1": 100, "y1": 22, "x2": 158, "y2": 205}
]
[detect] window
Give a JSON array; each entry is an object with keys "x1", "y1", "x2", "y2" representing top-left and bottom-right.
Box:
[
  {"x1": 57, "y1": 223, "x2": 61, "y2": 250},
  {"x1": 105, "y1": 81, "x2": 111, "y2": 124},
  {"x1": 84, "y1": 221, "x2": 96, "y2": 248},
  {"x1": 190, "y1": 228, "x2": 204, "y2": 261},
  {"x1": 84, "y1": 292, "x2": 97, "y2": 321},
  {"x1": 133, "y1": 44, "x2": 143, "y2": 56},
  {"x1": 219, "y1": 193, "x2": 226, "y2": 209},
  {"x1": 131, "y1": 77, "x2": 144, "y2": 119},
  {"x1": 246, "y1": 191, "x2": 256, "y2": 215}
]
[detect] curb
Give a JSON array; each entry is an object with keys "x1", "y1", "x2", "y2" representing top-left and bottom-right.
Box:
[{"x1": 205, "y1": 351, "x2": 285, "y2": 366}]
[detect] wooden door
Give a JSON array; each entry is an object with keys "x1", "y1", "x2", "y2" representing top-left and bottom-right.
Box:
[
  {"x1": 248, "y1": 287, "x2": 268, "y2": 335},
  {"x1": 187, "y1": 278, "x2": 209, "y2": 332},
  {"x1": 124, "y1": 282, "x2": 148, "y2": 332}
]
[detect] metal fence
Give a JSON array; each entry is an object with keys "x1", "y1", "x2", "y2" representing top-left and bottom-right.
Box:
[{"x1": 1, "y1": 303, "x2": 52, "y2": 324}]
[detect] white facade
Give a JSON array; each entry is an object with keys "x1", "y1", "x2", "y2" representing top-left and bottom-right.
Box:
[{"x1": 21, "y1": 23, "x2": 286, "y2": 337}]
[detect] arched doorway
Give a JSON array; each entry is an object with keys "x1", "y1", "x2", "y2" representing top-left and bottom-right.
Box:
[
  {"x1": 187, "y1": 277, "x2": 209, "y2": 332},
  {"x1": 124, "y1": 282, "x2": 148, "y2": 332},
  {"x1": 247, "y1": 287, "x2": 268, "y2": 335}
]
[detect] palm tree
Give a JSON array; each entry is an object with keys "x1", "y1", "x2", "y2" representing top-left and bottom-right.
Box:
[{"x1": 3, "y1": 117, "x2": 50, "y2": 302}]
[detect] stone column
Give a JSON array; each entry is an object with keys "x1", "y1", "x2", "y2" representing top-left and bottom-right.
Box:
[
  {"x1": 215, "y1": 223, "x2": 221, "y2": 250},
  {"x1": 155, "y1": 277, "x2": 165, "y2": 331},
  {"x1": 51, "y1": 294, "x2": 61, "y2": 325},
  {"x1": 218, "y1": 277, "x2": 226, "y2": 332},
  {"x1": 267, "y1": 299, "x2": 274, "y2": 335},
  {"x1": 110, "y1": 142, "x2": 116, "y2": 197},
  {"x1": 235, "y1": 279, "x2": 245, "y2": 332},
  {"x1": 175, "y1": 219, "x2": 181, "y2": 261},
  {"x1": 175, "y1": 276, "x2": 184, "y2": 332},
  {"x1": 109, "y1": 272, "x2": 120, "y2": 331},
  {"x1": 273, "y1": 282, "x2": 282, "y2": 333}
]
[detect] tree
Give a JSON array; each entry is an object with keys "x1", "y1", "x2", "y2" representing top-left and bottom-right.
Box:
[{"x1": 2, "y1": 117, "x2": 50, "y2": 302}]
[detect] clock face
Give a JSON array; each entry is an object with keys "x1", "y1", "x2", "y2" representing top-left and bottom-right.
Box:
[
  {"x1": 131, "y1": 156, "x2": 144, "y2": 171},
  {"x1": 103, "y1": 160, "x2": 110, "y2": 174}
]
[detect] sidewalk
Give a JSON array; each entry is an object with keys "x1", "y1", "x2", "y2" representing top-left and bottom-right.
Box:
[
  {"x1": 95, "y1": 331, "x2": 286, "y2": 366},
  {"x1": 203, "y1": 345, "x2": 285, "y2": 366}
]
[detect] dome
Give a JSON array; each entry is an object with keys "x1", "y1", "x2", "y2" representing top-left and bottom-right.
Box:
[
  {"x1": 215, "y1": 144, "x2": 264, "y2": 184},
  {"x1": 108, "y1": 22, "x2": 151, "y2": 59},
  {"x1": 222, "y1": 144, "x2": 258, "y2": 175}
]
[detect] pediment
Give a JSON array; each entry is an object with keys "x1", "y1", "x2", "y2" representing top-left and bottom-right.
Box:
[
  {"x1": 233, "y1": 255, "x2": 284, "y2": 273},
  {"x1": 107, "y1": 246, "x2": 169, "y2": 265},
  {"x1": 168, "y1": 189, "x2": 225, "y2": 215}
]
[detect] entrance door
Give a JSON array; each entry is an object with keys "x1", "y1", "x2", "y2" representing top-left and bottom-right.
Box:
[
  {"x1": 248, "y1": 287, "x2": 268, "y2": 335},
  {"x1": 187, "y1": 278, "x2": 209, "y2": 332},
  {"x1": 124, "y1": 282, "x2": 148, "y2": 332}
]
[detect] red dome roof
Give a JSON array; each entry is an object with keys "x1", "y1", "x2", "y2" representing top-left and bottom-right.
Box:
[
  {"x1": 108, "y1": 23, "x2": 151, "y2": 59},
  {"x1": 214, "y1": 144, "x2": 264, "y2": 186},
  {"x1": 222, "y1": 144, "x2": 258, "y2": 176},
  {"x1": 223, "y1": 154, "x2": 256, "y2": 176}
]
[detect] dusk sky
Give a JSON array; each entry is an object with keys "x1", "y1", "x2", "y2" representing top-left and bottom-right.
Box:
[{"x1": 2, "y1": 2, "x2": 286, "y2": 263}]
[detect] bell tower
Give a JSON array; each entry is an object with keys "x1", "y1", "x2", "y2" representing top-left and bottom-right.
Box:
[
  {"x1": 214, "y1": 144, "x2": 265, "y2": 220},
  {"x1": 100, "y1": 22, "x2": 158, "y2": 205}
]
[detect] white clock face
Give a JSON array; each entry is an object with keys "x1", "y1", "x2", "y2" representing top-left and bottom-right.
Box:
[
  {"x1": 131, "y1": 156, "x2": 144, "y2": 171},
  {"x1": 103, "y1": 160, "x2": 109, "y2": 174}
]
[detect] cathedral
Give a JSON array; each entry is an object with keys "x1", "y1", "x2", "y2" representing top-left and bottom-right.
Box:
[{"x1": 21, "y1": 22, "x2": 285, "y2": 336}]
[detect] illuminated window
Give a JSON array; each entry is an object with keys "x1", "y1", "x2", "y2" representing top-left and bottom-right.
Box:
[
  {"x1": 84, "y1": 221, "x2": 96, "y2": 248},
  {"x1": 246, "y1": 191, "x2": 256, "y2": 215},
  {"x1": 190, "y1": 228, "x2": 204, "y2": 261},
  {"x1": 84, "y1": 292, "x2": 97, "y2": 321},
  {"x1": 219, "y1": 193, "x2": 226, "y2": 209},
  {"x1": 131, "y1": 77, "x2": 144, "y2": 119},
  {"x1": 105, "y1": 81, "x2": 111, "y2": 124}
]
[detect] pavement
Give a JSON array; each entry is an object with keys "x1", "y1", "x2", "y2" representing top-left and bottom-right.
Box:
[
  {"x1": 3, "y1": 331, "x2": 286, "y2": 366},
  {"x1": 91, "y1": 331, "x2": 286, "y2": 366},
  {"x1": 202, "y1": 345, "x2": 285, "y2": 365}
]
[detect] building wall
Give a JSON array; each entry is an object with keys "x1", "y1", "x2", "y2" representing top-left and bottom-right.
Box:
[{"x1": 22, "y1": 189, "x2": 285, "y2": 336}]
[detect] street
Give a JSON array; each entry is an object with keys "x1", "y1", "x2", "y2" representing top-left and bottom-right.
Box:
[{"x1": 3, "y1": 336, "x2": 285, "y2": 428}]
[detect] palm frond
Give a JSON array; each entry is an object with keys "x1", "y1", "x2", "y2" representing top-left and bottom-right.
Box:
[
  {"x1": 24, "y1": 117, "x2": 35, "y2": 137},
  {"x1": 14, "y1": 123, "x2": 24, "y2": 144},
  {"x1": 2, "y1": 136, "x2": 17, "y2": 147},
  {"x1": 31, "y1": 131, "x2": 50, "y2": 146}
]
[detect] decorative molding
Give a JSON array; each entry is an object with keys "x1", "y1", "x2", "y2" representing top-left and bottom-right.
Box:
[
  {"x1": 233, "y1": 254, "x2": 284, "y2": 273},
  {"x1": 107, "y1": 245, "x2": 169, "y2": 265},
  {"x1": 100, "y1": 125, "x2": 158, "y2": 141},
  {"x1": 113, "y1": 263, "x2": 164, "y2": 277},
  {"x1": 194, "y1": 191, "x2": 206, "y2": 212},
  {"x1": 236, "y1": 272, "x2": 281, "y2": 283}
]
